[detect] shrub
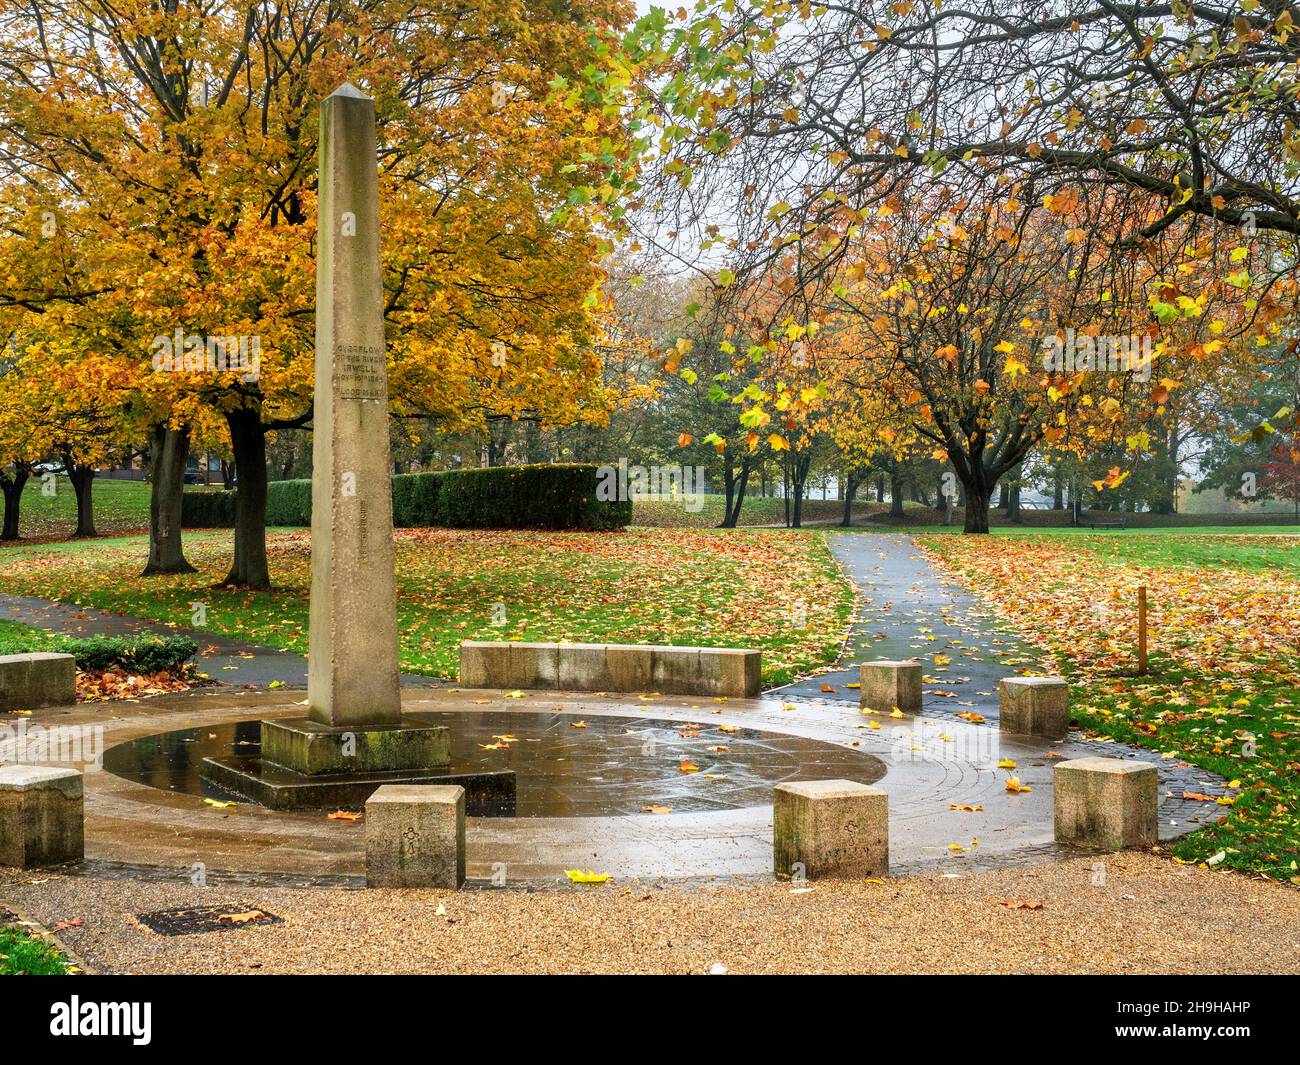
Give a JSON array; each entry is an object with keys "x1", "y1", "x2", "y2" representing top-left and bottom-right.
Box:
[
  {"x1": 391, "y1": 472, "x2": 441, "y2": 527},
  {"x1": 266, "y1": 479, "x2": 312, "y2": 526},
  {"x1": 183, "y1": 465, "x2": 630, "y2": 531},
  {"x1": 181, "y1": 490, "x2": 237, "y2": 528},
  {"x1": 67, "y1": 634, "x2": 198, "y2": 673},
  {"x1": 435, "y1": 463, "x2": 630, "y2": 530}
]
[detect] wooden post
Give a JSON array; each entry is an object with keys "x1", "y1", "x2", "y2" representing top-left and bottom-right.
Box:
[{"x1": 1137, "y1": 585, "x2": 1148, "y2": 675}]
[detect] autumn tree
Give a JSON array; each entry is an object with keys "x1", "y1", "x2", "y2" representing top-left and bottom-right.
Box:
[{"x1": 0, "y1": 0, "x2": 637, "y2": 586}]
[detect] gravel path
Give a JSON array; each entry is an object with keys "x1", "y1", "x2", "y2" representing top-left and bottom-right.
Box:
[{"x1": 4, "y1": 852, "x2": 1296, "y2": 974}]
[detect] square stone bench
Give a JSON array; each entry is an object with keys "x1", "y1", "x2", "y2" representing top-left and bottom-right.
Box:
[
  {"x1": 1053, "y1": 757, "x2": 1157, "y2": 851},
  {"x1": 0, "y1": 765, "x2": 84, "y2": 868},
  {"x1": 859, "y1": 659, "x2": 922, "y2": 713},
  {"x1": 773, "y1": 779, "x2": 888, "y2": 879},
  {"x1": 0, "y1": 653, "x2": 77, "y2": 713},
  {"x1": 999, "y1": 676, "x2": 1069, "y2": 739},
  {"x1": 365, "y1": 784, "x2": 465, "y2": 889},
  {"x1": 458, "y1": 641, "x2": 760, "y2": 697}
]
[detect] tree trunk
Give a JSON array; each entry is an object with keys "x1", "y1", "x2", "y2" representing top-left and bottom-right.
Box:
[
  {"x1": 841, "y1": 474, "x2": 858, "y2": 526},
  {"x1": 889, "y1": 473, "x2": 905, "y2": 519},
  {"x1": 875, "y1": 475, "x2": 885, "y2": 503},
  {"x1": 63, "y1": 455, "x2": 97, "y2": 537},
  {"x1": 0, "y1": 467, "x2": 29, "y2": 541},
  {"x1": 1052, "y1": 469, "x2": 1064, "y2": 510},
  {"x1": 143, "y1": 424, "x2": 196, "y2": 575},
  {"x1": 221, "y1": 459, "x2": 235, "y2": 490},
  {"x1": 1007, "y1": 464, "x2": 1023, "y2": 524},
  {"x1": 963, "y1": 482, "x2": 991, "y2": 533},
  {"x1": 721, "y1": 463, "x2": 736, "y2": 529},
  {"x1": 790, "y1": 454, "x2": 811, "y2": 527},
  {"x1": 723, "y1": 460, "x2": 752, "y2": 528},
  {"x1": 220, "y1": 408, "x2": 271, "y2": 590}
]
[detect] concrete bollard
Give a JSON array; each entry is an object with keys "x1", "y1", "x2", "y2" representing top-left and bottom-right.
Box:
[
  {"x1": 859, "y1": 659, "x2": 922, "y2": 714},
  {"x1": 0, "y1": 765, "x2": 84, "y2": 868},
  {"x1": 999, "y1": 676, "x2": 1070, "y2": 739},
  {"x1": 1053, "y1": 757, "x2": 1157, "y2": 851},
  {"x1": 773, "y1": 779, "x2": 888, "y2": 879},
  {"x1": 365, "y1": 784, "x2": 465, "y2": 888}
]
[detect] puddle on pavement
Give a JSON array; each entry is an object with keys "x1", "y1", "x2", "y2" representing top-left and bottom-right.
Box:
[{"x1": 103, "y1": 712, "x2": 884, "y2": 817}]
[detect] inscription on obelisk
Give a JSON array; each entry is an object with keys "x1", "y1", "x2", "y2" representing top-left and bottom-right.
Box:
[{"x1": 307, "y1": 83, "x2": 401, "y2": 727}]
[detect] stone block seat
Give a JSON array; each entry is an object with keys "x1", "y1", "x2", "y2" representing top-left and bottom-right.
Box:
[
  {"x1": 858, "y1": 659, "x2": 922, "y2": 713},
  {"x1": 773, "y1": 779, "x2": 888, "y2": 879},
  {"x1": 999, "y1": 676, "x2": 1070, "y2": 739},
  {"x1": 365, "y1": 784, "x2": 465, "y2": 889},
  {"x1": 0, "y1": 653, "x2": 76, "y2": 713},
  {"x1": 1053, "y1": 756, "x2": 1157, "y2": 852},
  {"x1": 459, "y1": 641, "x2": 761, "y2": 698},
  {"x1": 0, "y1": 765, "x2": 84, "y2": 868}
]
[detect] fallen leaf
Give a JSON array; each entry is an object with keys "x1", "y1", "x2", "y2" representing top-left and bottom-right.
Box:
[{"x1": 218, "y1": 910, "x2": 267, "y2": 924}]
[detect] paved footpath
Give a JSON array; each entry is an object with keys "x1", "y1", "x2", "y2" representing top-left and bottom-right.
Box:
[
  {"x1": 0, "y1": 592, "x2": 439, "y2": 690},
  {"x1": 774, "y1": 531, "x2": 1050, "y2": 719}
]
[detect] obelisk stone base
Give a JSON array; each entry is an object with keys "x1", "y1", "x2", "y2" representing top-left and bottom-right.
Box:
[{"x1": 261, "y1": 715, "x2": 449, "y2": 776}]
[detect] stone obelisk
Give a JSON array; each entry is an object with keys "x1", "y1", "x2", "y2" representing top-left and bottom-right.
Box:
[
  {"x1": 247, "y1": 85, "x2": 448, "y2": 793},
  {"x1": 307, "y1": 83, "x2": 401, "y2": 727}
]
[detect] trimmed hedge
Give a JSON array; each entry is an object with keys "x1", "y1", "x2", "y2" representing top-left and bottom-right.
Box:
[
  {"x1": 266, "y1": 478, "x2": 311, "y2": 527},
  {"x1": 436, "y1": 464, "x2": 630, "y2": 530},
  {"x1": 183, "y1": 464, "x2": 630, "y2": 531},
  {"x1": 181, "y1": 490, "x2": 237, "y2": 528}
]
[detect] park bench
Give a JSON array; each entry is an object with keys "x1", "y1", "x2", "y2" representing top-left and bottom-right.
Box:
[{"x1": 1085, "y1": 518, "x2": 1127, "y2": 530}]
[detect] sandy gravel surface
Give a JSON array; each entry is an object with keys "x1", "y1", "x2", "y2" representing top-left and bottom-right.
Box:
[{"x1": 3, "y1": 853, "x2": 1297, "y2": 975}]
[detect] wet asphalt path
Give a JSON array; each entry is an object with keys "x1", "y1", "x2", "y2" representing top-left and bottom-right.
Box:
[
  {"x1": 770, "y1": 532, "x2": 1052, "y2": 720},
  {"x1": 0, "y1": 592, "x2": 442, "y2": 690}
]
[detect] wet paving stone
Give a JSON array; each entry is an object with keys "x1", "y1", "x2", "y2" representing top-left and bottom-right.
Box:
[{"x1": 103, "y1": 711, "x2": 886, "y2": 817}]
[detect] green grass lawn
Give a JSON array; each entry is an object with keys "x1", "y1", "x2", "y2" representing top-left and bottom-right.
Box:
[
  {"x1": 12, "y1": 477, "x2": 150, "y2": 540},
  {"x1": 0, "y1": 618, "x2": 63, "y2": 653},
  {"x1": 923, "y1": 532, "x2": 1300, "y2": 884},
  {"x1": 632, "y1": 494, "x2": 849, "y2": 527},
  {"x1": 0, "y1": 527, "x2": 853, "y2": 687},
  {"x1": 853, "y1": 522, "x2": 1300, "y2": 537},
  {"x1": 0, "y1": 923, "x2": 70, "y2": 975}
]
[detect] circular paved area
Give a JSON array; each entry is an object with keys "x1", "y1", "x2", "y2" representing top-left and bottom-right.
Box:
[
  {"x1": 28, "y1": 682, "x2": 1228, "y2": 884},
  {"x1": 0, "y1": 532, "x2": 1231, "y2": 885}
]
